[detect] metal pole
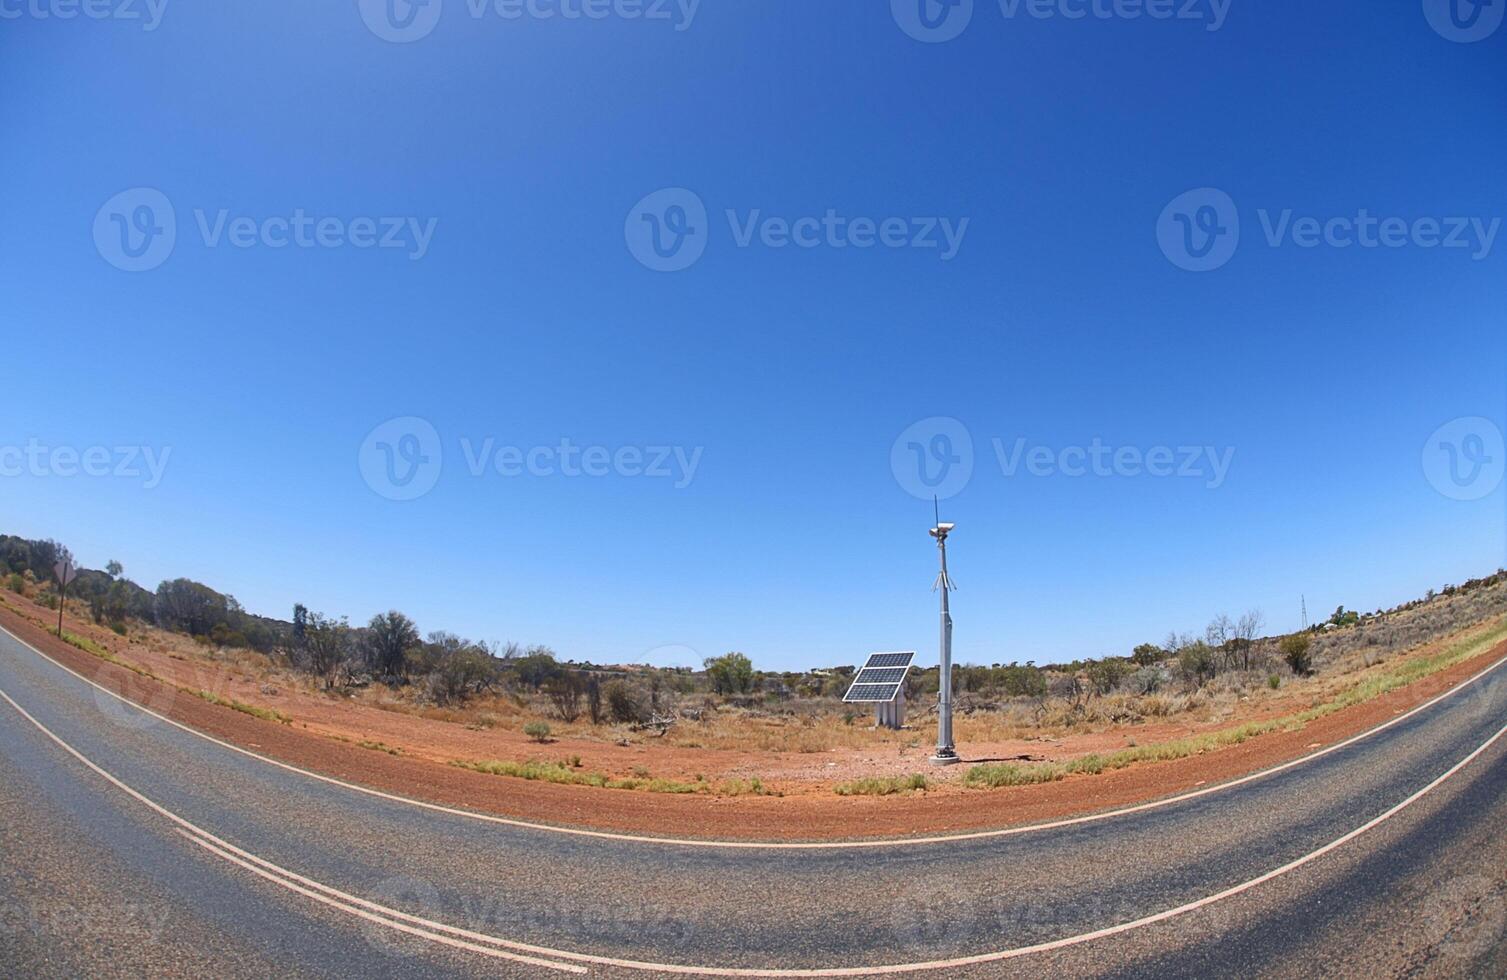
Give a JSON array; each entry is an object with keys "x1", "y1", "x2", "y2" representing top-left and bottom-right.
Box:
[
  {"x1": 931, "y1": 523, "x2": 959, "y2": 765},
  {"x1": 57, "y1": 581, "x2": 66, "y2": 637}
]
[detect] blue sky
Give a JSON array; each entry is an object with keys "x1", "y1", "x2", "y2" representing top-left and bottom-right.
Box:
[{"x1": 2, "y1": 1, "x2": 1504, "y2": 671}]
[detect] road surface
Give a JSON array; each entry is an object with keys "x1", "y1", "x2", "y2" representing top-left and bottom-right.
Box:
[{"x1": 2, "y1": 623, "x2": 1504, "y2": 978}]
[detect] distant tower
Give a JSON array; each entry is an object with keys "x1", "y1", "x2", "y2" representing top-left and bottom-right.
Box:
[{"x1": 1301, "y1": 595, "x2": 1309, "y2": 631}]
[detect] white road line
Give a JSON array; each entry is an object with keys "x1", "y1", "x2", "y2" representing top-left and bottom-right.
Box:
[
  {"x1": 3, "y1": 673, "x2": 1504, "y2": 977},
  {"x1": 0, "y1": 684, "x2": 585, "y2": 974},
  {"x1": 1, "y1": 619, "x2": 1503, "y2": 850}
]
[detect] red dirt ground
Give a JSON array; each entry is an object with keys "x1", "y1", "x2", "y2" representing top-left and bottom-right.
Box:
[{"x1": 3, "y1": 597, "x2": 1502, "y2": 841}]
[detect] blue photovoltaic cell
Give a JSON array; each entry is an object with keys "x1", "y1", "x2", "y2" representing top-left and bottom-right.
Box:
[
  {"x1": 853, "y1": 667, "x2": 908, "y2": 685},
  {"x1": 864, "y1": 652, "x2": 915, "y2": 669},
  {"x1": 844, "y1": 683, "x2": 903, "y2": 703}
]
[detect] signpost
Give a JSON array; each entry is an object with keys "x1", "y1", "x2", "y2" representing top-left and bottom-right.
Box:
[{"x1": 53, "y1": 560, "x2": 78, "y2": 637}]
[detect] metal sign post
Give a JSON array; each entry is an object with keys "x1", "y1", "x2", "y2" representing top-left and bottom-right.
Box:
[
  {"x1": 930, "y1": 519, "x2": 959, "y2": 765},
  {"x1": 53, "y1": 560, "x2": 77, "y2": 637}
]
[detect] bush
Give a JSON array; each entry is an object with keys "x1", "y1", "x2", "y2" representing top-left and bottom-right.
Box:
[
  {"x1": 1178, "y1": 643, "x2": 1218, "y2": 685},
  {"x1": 6, "y1": 573, "x2": 24, "y2": 595},
  {"x1": 1280, "y1": 633, "x2": 1313, "y2": 676},
  {"x1": 1268, "y1": 674, "x2": 1281, "y2": 690},
  {"x1": 523, "y1": 721, "x2": 552, "y2": 743},
  {"x1": 605, "y1": 681, "x2": 645, "y2": 724},
  {"x1": 1086, "y1": 658, "x2": 1129, "y2": 695},
  {"x1": 834, "y1": 774, "x2": 927, "y2": 796}
]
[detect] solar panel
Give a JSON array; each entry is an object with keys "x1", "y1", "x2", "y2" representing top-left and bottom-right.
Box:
[
  {"x1": 844, "y1": 683, "x2": 903, "y2": 703},
  {"x1": 841, "y1": 652, "x2": 915, "y2": 704},
  {"x1": 853, "y1": 667, "x2": 907, "y2": 685}
]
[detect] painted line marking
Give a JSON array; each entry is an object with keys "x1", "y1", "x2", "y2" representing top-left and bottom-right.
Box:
[
  {"x1": 3, "y1": 675, "x2": 1504, "y2": 976},
  {"x1": 0, "y1": 619, "x2": 1503, "y2": 850}
]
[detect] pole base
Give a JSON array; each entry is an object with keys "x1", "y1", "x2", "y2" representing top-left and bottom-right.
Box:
[{"x1": 929, "y1": 749, "x2": 961, "y2": 766}]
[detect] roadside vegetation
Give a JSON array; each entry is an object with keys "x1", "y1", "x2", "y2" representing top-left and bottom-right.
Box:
[{"x1": 3, "y1": 530, "x2": 1505, "y2": 797}]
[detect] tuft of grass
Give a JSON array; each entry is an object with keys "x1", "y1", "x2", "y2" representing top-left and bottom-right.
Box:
[
  {"x1": 452, "y1": 758, "x2": 704, "y2": 795},
  {"x1": 357, "y1": 739, "x2": 402, "y2": 756},
  {"x1": 61, "y1": 631, "x2": 109, "y2": 657},
  {"x1": 194, "y1": 689, "x2": 292, "y2": 725},
  {"x1": 834, "y1": 773, "x2": 928, "y2": 796}
]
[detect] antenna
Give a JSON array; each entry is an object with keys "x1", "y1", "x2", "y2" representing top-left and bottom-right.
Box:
[{"x1": 1301, "y1": 595, "x2": 1309, "y2": 631}]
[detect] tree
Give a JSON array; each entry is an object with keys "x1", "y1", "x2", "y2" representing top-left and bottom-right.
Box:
[
  {"x1": 544, "y1": 671, "x2": 586, "y2": 722},
  {"x1": 105, "y1": 560, "x2": 123, "y2": 579},
  {"x1": 513, "y1": 647, "x2": 563, "y2": 691},
  {"x1": 153, "y1": 579, "x2": 231, "y2": 637},
  {"x1": 704, "y1": 652, "x2": 754, "y2": 696},
  {"x1": 1280, "y1": 633, "x2": 1314, "y2": 675},
  {"x1": 1232, "y1": 610, "x2": 1265, "y2": 672},
  {"x1": 303, "y1": 612, "x2": 353, "y2": 689},
  {"x1": 1131, "y1": 643, "x2": 1164, "y2": 667},
  {"x1": 586, "y1": 675, "x2": 604, "y2": 725},
  {"x1": 364, "y1": 610, "x2": 421, "y2": 682},
  {"x1": 1179, "y1": 642, "x2": 1218, "y2": 686},
  {"x1": 1086, "y1": 658, "x2": 1128, "y2": 695}
]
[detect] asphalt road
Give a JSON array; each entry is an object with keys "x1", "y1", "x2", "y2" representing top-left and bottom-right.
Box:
[{"x1": 2, "y1": 624, "x2": 1505, "y2": 979}]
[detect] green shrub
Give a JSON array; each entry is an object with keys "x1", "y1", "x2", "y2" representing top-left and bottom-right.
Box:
[
  {"x1": 1280, "y1": 633, "x2": 1313, "y2": 675},
  {"x1": 1268, "y1": 674, "x2": 1281, "y2": 690},
  {"x1": 6, "y1": 573, "x2": 24, "y2": 595},
  {"x1": 523, "y1": 721, "x2": 552, "y2": 743},
  {"x1": 835, "y1": 774, "x2": 928, "y2": 796}
]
